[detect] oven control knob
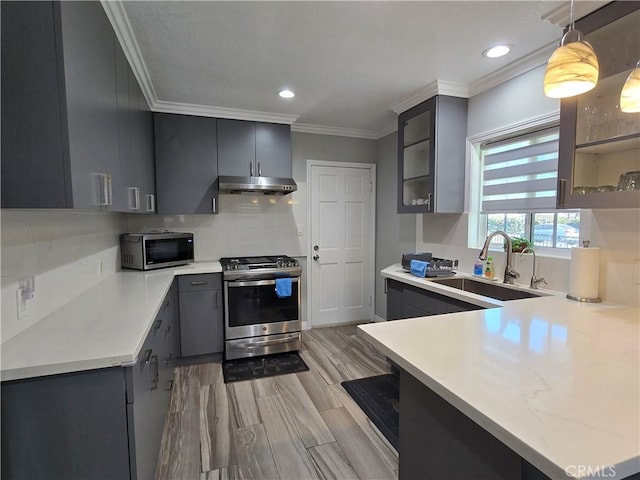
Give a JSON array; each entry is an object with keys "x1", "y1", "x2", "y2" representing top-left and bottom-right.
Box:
[{"x1": 276, "y1": 260, "x2": 284, "y2": 268}]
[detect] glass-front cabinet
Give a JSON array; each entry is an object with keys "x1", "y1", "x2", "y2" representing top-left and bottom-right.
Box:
[
  {"x1": 558, "y1": 2, "x2": 640, "y2": 209},
  {"x1": 397, "y1": 95, "x2": 467, "y2": 213}
]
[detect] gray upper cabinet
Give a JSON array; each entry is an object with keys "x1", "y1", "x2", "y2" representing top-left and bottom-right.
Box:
[
  {"x1": 154, "y1": 113, "x2": 219, "y2": 214},
  {"x1": 217, "y1": 119, "x2": 256, "y2": 177},
  {"x1": 556, "y1": 2, "x2": 640, "y2": 210},
  {"x1": 397, "y1": 95, "x2": 468, "y2": 213},
  {"x1": 218, "y1": 119, "x2": 292, "y2": 178},
  {"x1": 255, "y1": 122, "x2": 293, "y2": 178},
  {"x1": 1, "y1": 1, "x2": 154, "y2": 212}
]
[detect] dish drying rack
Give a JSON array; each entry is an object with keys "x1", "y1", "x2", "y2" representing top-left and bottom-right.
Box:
[{"x1": 403, "y1": 257, "x2": 459, "y2": 277}]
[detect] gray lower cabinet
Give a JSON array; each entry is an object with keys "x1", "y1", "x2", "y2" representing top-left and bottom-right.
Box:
[
  {"x1": 1, "y1": 1, "x2": 154, "y2": 212},
  {"x1": 0, "y1": 281, "x2": 179, "y2": 480},
  {"x1": 154, "y1": 113, "x2": 219, "y2": 214},
  {"x1": 178, "y1": 274, "x2": 224, "y2": 357},
  {"x1": 399, "y1": 369, "x2": 552, "y2": 480},
  {"x1": 386, "y1": 278, "x2": 483, "y2": 320},
  {"x1": 218, "y1": 118, "x2": 292, "y2": 178}
]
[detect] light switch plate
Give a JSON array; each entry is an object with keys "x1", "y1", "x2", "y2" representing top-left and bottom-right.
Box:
[{"x1": 296, "y1": 224, "x2": 304, "y2": 236}]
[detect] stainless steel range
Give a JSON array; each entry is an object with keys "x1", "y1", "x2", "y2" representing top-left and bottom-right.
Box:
[{"x1": 220, "y1": 255, "x2": 302, "y2": 360}]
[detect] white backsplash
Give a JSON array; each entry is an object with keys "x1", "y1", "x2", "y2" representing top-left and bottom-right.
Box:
[
  {"x1": 1, "y1": 210, "x2": 126, "y2": 342},
  {"x1": 415, "y1": 210, "x2": 640, "y2": 307},
  {"x1": 126, "y1": 183, "x2": 308, "y2": 260}
]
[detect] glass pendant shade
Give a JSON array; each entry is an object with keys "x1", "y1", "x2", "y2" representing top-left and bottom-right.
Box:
[
  {"x1": 544, "y1": 30, "x2": 599, "y2": 98},
  {"x1": 620, "y1": 62, "x2": 640, "y2": 113}
]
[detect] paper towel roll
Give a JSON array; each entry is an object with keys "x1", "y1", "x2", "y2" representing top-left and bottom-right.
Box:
[{"x1": 568, "y1": 247, "x2": 601, "y2": 301}]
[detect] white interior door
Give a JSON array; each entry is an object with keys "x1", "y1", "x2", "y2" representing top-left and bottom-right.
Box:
[{"x1": 310, "y1": 163, "x2": 375, "y2": 327}]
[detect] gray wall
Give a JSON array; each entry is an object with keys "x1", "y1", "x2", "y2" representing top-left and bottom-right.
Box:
[
  {"x1": 374, "y1": 131, "x2": 416, "y2": 318},
  {"x1": 292, "y1": 132, "x2": 378, "y2": 180},
  {"x1": 467, "y1": 65, "x2": 559, "y2": 137}
]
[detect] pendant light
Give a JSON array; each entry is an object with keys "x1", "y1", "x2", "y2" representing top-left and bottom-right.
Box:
[
  {"x1": 620, "y1": 60, "x2": 640, "y2": 113},
  {"x1": 543, "y1": 0, "x2": 599, "y2": 98}
]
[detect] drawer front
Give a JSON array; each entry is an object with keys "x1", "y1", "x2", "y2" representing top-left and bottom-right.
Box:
[
  {"x1": 178, "y1": 273, "x2": 221, "y2": 292},
  {"x1": 403, "y1": 284, "x2": 479, "y2": 315}
]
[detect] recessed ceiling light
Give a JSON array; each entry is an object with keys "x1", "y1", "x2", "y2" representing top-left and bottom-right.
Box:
[
  {"x1": 278, "y1": 89, "x2": 295, "y2": 99},
  {"x1": 482, "y1": 45, "x2": 512, "y2": 58}
]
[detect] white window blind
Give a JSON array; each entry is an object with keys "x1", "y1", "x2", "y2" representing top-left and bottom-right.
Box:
[{"x1": 481, "y1": 127, "x2": 559, "y2": 213}]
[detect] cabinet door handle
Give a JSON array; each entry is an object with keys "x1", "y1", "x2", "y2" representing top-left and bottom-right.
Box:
[
  {"x1": 106, "y1": 174, "x2": 113, "y2": 206},
  {"x1": 258, "y1": 162, "x2": 261, "y2": 176},
  {"x1": 149, "y1": 355, "x2": 159, "y2": 390},
  {"x1": 212, "y1": 197, "x2": 216, "y2": 213},
  {"x1": 250, "y1": 162, "x2": 254, "y2": 176},
  {"x1": 426, "y1": 193, "x2": 432, "y2": 211},
  {"x1": 128, "y1": 187, "x2": 140, "y2": 210},
  {"x1": 384, "y1": 278, "x2": 387, "y2": 294},
  {"x1": 215, "y1": 290, "x2": 220, "y2": 309},
  {"x1": 97, "y1": 173, "x2": 110, "y2": 206},
  {"x1": 191, "y1": 281, "x2": 208, "y2": 286},
  {"x1": 142, "y1": 348, "x2": 152, "y2": 365},
  {"x1": 154, "y1": 318, "x2": 163, "y2": 330},
  {"x1": 146, "y1": 194, "x2": 155, "y2": 212},
  {"x1": 557, "y1": 178, "x2": 567, "y2": 208},
  {"x1": 164, "y1": 325, "x2": 172, "y2": 335}
]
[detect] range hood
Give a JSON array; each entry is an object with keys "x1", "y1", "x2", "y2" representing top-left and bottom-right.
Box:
[{"x1": 217, "y1": 176, "x2": 297, "y2": 195}]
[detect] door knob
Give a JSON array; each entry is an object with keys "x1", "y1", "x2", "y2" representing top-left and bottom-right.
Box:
[
  {"x1": 313, "y1": 255, "x2": 320, "y2": 261},
  {"x1": 313, "y1": 245, "x2": 319, "y2": 251}
]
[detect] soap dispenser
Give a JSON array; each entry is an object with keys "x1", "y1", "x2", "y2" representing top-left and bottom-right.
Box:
[{"x1": 484, "y1": 256, "x2": 494, "y2": 279}]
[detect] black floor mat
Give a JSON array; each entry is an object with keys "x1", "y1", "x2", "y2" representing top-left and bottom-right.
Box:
[
  {"x1": 341, "y1": 374, "x2": 399, "y2": 450},
  {"x1": 222, "y1": 351, "x2": 309, "y2": 383}
]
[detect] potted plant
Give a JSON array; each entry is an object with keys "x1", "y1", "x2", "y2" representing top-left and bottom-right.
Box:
[{"x1": 505, "y1": 236, "x2": 532, "y2": 253}]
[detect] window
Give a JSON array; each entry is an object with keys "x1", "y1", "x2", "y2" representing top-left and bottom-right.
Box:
[{"x1": 477, "y1": 125, "x2": 580, "y2": 251}]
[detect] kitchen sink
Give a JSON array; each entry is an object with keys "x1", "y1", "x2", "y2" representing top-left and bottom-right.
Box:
[{"x1": 430, "y1": 277, "x2": 547, "y2": 301}]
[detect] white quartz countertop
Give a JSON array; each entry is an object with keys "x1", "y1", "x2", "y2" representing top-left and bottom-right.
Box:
[
  {"x1": 360, "y1": 265, "x2": 640, "y2": 479},
  {"x1": 1, "y1": 262, "x2": 222, "y2": 382}
]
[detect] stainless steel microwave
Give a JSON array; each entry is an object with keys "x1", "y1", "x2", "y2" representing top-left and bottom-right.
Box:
[{"x1": 120, "y1": 232, "x2": 194, "y2": 270}]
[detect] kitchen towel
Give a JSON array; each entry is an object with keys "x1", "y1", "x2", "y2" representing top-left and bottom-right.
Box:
[
  {"x1": 410, "y1": 259, "x2": 429, "y2": 278},
  {"x1": 568, "y1": 246, "x2": 601, "y2": 301},
  {"x1": 275, "y1": 277, "x2": 292, "y2": 298}
]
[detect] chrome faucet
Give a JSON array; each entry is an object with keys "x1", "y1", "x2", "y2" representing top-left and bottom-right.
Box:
[
  {"x1": 521, "y1": 248, "x2": 547, "y2": 289},
  {"x1": 478, "y1": 231, "x2": 520, "y2": 284}
]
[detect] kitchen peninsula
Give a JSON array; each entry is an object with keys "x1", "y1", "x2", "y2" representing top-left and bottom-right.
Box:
[{"x1": 359, "y1": 266, "x2": 640, "y2": 480}]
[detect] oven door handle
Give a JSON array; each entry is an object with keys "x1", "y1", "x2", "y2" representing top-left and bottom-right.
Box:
[
  {"x1": 226, "y1": 278, "x2": 300, "y2": 288},
  {"x1": 234, "y1": 336, "x2": 299, "y2": 348}
]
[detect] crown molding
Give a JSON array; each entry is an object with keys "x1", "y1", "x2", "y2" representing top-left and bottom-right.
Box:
[
  {"x1": 100, "y1": 1, "x2": 157, "y2": 108},
  {"x1": 468, "y1": 41, "x2": 558, "y2": 97},
  {"x1": 375, "y1": 124, "x2": 398, "y2": 140},
  {"x1": 292, "y1": 123, "x2": 379, "y2": 139},
  {"x1": 541, "y1": 1, "x2": 609, "y2": 27},
  {"x1": 153, "y1": 101, "x2": 299, "y2": 124},
  {"x1": 390, "y1": 79, "x2": 469, "y2": 115}
]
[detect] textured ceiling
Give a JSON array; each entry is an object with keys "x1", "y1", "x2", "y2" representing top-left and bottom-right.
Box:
[{"x1": 122, "y1": 1, "x2": 566, "y2": 136}]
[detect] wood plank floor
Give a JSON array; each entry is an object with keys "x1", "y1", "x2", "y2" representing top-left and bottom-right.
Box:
[{"x1": 156, "y1": 324, "x2": 398, "y2": 480}]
